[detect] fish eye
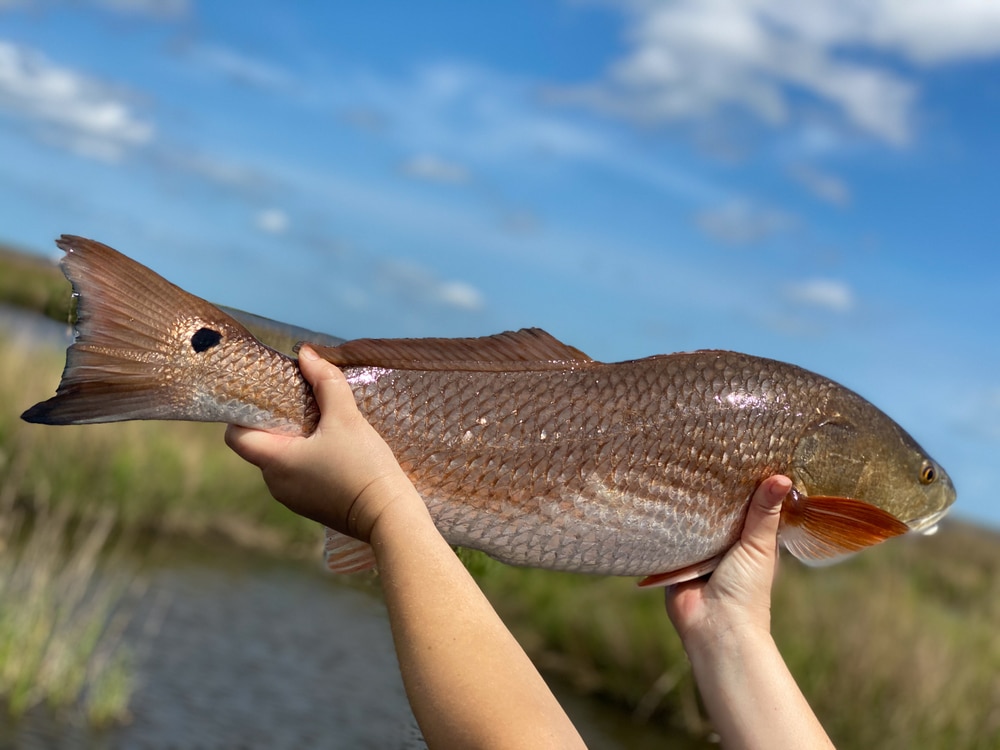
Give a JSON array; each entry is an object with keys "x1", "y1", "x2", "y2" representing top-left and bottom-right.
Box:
[{"x1": 919, "y1": 461, "x2": 937, "y2": 485}]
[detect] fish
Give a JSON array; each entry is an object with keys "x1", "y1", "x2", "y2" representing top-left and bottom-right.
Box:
[{"x1": 22, "y1": 235, "x2": 957, "y2": 586}]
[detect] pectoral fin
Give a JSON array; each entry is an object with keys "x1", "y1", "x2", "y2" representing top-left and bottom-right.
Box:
[{"x1": 779, "y1": 492, "x2": 909, "y2": 566}]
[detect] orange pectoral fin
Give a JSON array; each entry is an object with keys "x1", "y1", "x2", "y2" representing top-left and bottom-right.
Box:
[
  {"x1": 637, "y1": 553, "x2": 726, "y2": 588},
  {"x1": 779, "y1": 492, "x2": 910, "y2": 566}
]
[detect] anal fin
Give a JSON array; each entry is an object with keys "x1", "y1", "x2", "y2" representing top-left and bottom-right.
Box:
[
  {"x1": 324, "y1": 527, "x2": 377, "y2": 574},
  {"x1": 637, "y1": 554, "x2": 725, "y2": 588}
]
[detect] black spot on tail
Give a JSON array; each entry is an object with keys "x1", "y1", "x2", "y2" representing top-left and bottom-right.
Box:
[{"x1": 191, "y1": 327, "x2": 223, "y2": 353}]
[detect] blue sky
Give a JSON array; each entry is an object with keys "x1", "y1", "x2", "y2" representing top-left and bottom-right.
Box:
[{"x1": 1, "y1": 1, "x2": 998, "y2": 528}]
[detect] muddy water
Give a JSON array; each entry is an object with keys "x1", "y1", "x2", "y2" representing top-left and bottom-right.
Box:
[
  {"x1": 2, "y1": 547, "x2": 416, "y2": 749},
  {"x1": 2, "y1": 542, "x2": 708, "y2": 749}
]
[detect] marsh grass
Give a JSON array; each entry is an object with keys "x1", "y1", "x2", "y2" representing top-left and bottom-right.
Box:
[
  {"x1": 0, "y1": 245, "x2": 73, "y2": 323},
  {"x1": 0, "y1": 497, "x2": 134, "y2": 725}
]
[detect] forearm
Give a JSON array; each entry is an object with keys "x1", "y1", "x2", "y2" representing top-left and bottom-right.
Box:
[
  {"x1": 370, "y1": 492, "x2": 585, "y2": 750},
  {"x1": 684, "y1": 628, "x2": 835, "y2": 749}
]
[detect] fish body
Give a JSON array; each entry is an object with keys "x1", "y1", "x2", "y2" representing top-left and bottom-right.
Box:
[{"x1": 22, "y1": 236, "x2": 956, "y2": 584}]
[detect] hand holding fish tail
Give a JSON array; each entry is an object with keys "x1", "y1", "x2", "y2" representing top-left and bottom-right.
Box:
[
  {"x1": 225, "y1": 346, "x2": 416, "y2": 543},
  {"x1": 666, "y1": 476, "x2": 836, "y2": 749}
]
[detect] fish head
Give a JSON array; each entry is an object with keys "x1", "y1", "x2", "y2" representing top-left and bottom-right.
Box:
[{"x1": 791, "y1": 404, "x2": 956, "y2": 537}]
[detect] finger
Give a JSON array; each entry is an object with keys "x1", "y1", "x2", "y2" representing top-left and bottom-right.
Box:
[
  {"x1": 741, "y1": 474, "x2": 792, "y2": 555},
  {"x1": 224, "y1": 423, "x2": 290, "y2": 467}
]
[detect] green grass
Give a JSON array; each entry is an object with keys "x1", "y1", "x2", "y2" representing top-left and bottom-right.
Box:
[
  {"x1": 0, "y1": 501, "x2": 134, "y2": 725},
  {"x1": 2, "y1": 263, "x2": 999, "y2": 746},
  {"x1": 0, "y1": 243, "x2": 74, "y2": 323}
]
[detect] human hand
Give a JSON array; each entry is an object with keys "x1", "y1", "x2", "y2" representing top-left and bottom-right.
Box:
[
  {"x1": 225, "y1": 346, "x2": 419, "y2": 542},
  {"x1": 664, "y1": 475, "x2": 792, "y2": 653}
]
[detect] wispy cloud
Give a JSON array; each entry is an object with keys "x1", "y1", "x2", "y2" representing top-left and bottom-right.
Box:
[
  {"x1": 695, "y1": 200, "x2": 795, "y2": 245},
  {"x1": 399, "y1": 154, "x2": 472, "y2": 185},
  {"x1": 0, "y1": 40, "x2": 153, "y2": 161},
  {"x1": 785, "y1": 278, "x2": 855, "y2": 313},
  {"x1": 183, "y1": 43, "x2": 295, "y2": 92},
  {"x1": 158, "y1": 149, "x2": 277, "y2": 195},
  {"x1": 255, "y1": 208, "x2": 289, "y2": 234},
  {"x1": 93, "y1": 0, "x2": 190, "y2": 19},
  {"x1": 0, "y1": 0, "x2": 190, "y2": 16},
  {"x1": 343, "y1": 61, "x2": 720, "y2": 204},
  {"x1": 557, "y1": 0, "x2": 1000, "y2": 146},
  {"x1": 787, "y1": 163, "x2": 851, "y2": 206}
]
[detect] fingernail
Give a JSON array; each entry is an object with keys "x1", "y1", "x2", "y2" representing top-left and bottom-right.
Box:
[{"x1": 299, "y1": 345, "x2": 319, "y2": 361}]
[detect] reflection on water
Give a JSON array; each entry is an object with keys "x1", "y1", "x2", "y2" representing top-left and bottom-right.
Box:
[{"x1": 0, "y1": 304, "x2": 73, "y2": 348}]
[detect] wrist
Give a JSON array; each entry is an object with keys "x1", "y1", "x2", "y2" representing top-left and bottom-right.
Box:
[
  {"x1": 682, "y1": 618, "x2": 774, "y2": 672},
  {"x1": 365, "y1": 482, "x2": 434, "y2": 547}
]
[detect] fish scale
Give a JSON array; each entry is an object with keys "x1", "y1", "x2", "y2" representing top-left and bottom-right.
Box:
[
  {"x1": 340, "y1": 355, "x2": 808, "y2": 575},
  {"x1": 22, "y1": 236, "x2": 957, "y2": 585}
]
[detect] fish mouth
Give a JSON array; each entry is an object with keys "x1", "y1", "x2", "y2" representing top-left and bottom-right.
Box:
[{"x1": 905, "y1": 508, "x2": 952, "y2": 536}]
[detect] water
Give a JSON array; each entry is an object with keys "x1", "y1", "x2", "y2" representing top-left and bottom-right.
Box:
[
  {"x1": 0, "y1": 540, "x2": 705, "y2": 749},
  {"x1": 0, "y1": 304, "x2": 73, "y2": 349}
]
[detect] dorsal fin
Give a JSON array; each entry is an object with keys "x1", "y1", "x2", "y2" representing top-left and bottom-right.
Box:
[{"x1": 311, "y1": 328, "x2": 595, "y2": 372}]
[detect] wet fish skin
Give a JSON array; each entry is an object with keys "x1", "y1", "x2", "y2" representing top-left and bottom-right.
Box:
[
  {"x1": 336, "y1": 349, "x2": 953, "y2": 578},
  {"x1": 22, "y1": 236, "x2": 957, "y2": 584}
]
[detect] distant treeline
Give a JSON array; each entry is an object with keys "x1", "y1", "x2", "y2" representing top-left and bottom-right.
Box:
[{"x1": 0, "y1": 241, "x2": 74, "y2": 323}]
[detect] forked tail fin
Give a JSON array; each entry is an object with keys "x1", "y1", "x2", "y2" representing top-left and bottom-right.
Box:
[{"x1": 21, "y1": 235, "x2": 254, "y2": 425}]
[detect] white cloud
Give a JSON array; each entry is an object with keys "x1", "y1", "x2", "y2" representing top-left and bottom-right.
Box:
[
  {"x1": 376, "y1": 259, "x2": 484, "y2": 312},
  {"x1": 559, "y1": 0, "x2": 1000, "y2": 146},
  {"x1": 399, "y1": 153, "x2": 471, "y2": 185},
  {"x1": 436, "y1": 281, "x2": 484, "y2": 311},
  {"x1": 785, "y1": 279, "x2": 854, "y2": 313},
  {"x1": 0, "y1": 40, "x2": 153, "y2": 161},
  {"x1": 255, "y1": 208, "x2": 289, "y2": 234}
]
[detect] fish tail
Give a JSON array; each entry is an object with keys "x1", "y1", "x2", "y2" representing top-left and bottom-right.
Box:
[{"x1": 21, "y1": 235, "x2": 247, "y2": 425}]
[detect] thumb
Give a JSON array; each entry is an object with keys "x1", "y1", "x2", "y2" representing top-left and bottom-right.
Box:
[
  {"x1": 741, "y1": 474, "x2": 791, "y2": 558},
  {"x1": 297, "y1": 345, "x2": 356, "y2": 421}
]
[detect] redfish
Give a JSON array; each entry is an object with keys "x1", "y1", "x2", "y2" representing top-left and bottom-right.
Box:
[{"x1": 22, "y1": 236, "x2": 956, "y2": 585}]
